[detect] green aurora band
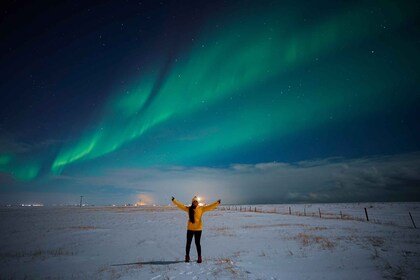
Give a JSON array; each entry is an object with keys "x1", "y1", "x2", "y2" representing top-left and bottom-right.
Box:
[
  {"x1": 50, "y1": 1, "x2": 417, "y2": 174},
  {"x1": 0, "y1": 154, "x2": 40, "y2": 181},
  {"x1": 2, "y1": 1, "x2": 417, "y2": 180}
]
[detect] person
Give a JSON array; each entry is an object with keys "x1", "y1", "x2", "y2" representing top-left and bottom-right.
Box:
[{"x1": 172, "y1": 196, "x2": 221, "y2": 263}]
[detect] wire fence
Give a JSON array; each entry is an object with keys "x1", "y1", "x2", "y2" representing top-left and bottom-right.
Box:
[{"x1": 218, "y1": 202, "x2": 420, "y2": 229}]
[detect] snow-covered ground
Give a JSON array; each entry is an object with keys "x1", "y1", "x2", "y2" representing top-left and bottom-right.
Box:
[{"x1": 1, "y1": 203, "x2": 419, "y2": 279}]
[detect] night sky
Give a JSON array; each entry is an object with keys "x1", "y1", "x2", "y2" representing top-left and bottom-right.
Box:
[{"x1": 1, "y1": 0, "x2": 420, "y2": 205}]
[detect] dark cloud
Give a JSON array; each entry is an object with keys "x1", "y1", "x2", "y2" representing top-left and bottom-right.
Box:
[{"x1": 4, "y1": 152, "x2": 417, "y2": 205}]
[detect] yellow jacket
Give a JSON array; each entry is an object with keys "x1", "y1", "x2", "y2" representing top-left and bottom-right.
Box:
[{"x1": 172, "y1": 198, "x2": 220, "y2": 231}]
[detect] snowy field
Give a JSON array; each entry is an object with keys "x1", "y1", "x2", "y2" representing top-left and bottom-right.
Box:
[{"x1": 1, "y1": 203, "x2": 420, "y2": 280}]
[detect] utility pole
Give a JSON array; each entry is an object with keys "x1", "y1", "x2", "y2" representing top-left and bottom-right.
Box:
[{"x1": 80, "y1": 196, "x2": 84, "y2": 208}]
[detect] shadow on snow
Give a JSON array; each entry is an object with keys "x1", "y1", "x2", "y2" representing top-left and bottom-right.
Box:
[{"x1": 111, "y1": 260, "x2": 184, "y2": 266}]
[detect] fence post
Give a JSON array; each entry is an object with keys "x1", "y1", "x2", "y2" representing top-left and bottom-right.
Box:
[
  {"x1": 364, "y1": 208, "x2": 369, "y2": 221},
  {"x1": 255, "y1": 207, "x2": 257, "y2": 212},
  {"x1": 340, "y1": 211, "x2": 343, "y2": 219},
  {"x1": 318, "y1": 208, "x2": 321, "y2": 218},
  {"x1": 409, "y1": 212, "x2": 417, "y2": 229},
  {"x1": 289, "y1": 207, "x2": 291, "y2": 215},
  {"x1": 304, "y1": 207, "x2": 306, "y2": 216}
]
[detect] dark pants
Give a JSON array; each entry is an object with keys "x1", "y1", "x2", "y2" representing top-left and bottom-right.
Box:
[{"x1": 186, "y1": 230, "x2": 202, "y2": 256}]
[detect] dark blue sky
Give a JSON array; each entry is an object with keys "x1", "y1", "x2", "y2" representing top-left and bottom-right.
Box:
[{"x1": 1, "y1": 0, "x2": 420, "y2": 205}]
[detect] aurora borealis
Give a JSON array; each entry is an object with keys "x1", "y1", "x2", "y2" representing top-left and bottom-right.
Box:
[{"x1": 1, "y1": 0, "x2": 420, "y2": 205}]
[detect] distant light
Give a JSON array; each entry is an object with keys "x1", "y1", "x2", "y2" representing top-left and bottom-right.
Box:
[{"x1": 196, "y1": 196, "x2": 205, "y2": 206}]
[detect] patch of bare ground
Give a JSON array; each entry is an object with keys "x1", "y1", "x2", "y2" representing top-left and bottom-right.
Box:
[
  {"x1": 210, "y1": 226, "x2": 236, "y2": 236},
  {"x1": 307, "y1": 226, "x2": 328, "y2": 231},
  {"x1": 52, "y1": 225, "x2": 97, "y2": 231},
  {"x1": 71, "y1": 226, "x2": 96, "y2": 230},
  {"x1": 215, "y1": 257, "x2": 237, "y2": 277},
  {"x1": 97, "y1": 264, "x2": 126, "y2": 279},
  {"x1": 0, "y1": 248, "x2": 75, "y2": 260},
  {"x1": 291, "y1": 233, "x2": 335, "y2": 250},
  {"x1": 242, "y1": 223, "x2": 307, "y2": 229},
  {"x1": 365, "y1": 236, "x2": 386, "y2": 262},
  {"x1": 368, "y1": 236, "x2": 385, "y2": 248}
]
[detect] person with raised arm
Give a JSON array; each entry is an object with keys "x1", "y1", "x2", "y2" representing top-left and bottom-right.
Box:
[{"x1": 172, "y1": 196, "x2": 221, "y2": 263}]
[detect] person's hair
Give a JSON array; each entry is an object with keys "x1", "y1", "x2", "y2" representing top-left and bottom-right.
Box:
[{"x1": 189, "y1": 205, "x2": 195, "y2": 223}]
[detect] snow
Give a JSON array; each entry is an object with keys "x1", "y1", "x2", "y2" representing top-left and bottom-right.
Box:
[{"x1": 1, "y1": 203, "x2": 419, "y2": 279}]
